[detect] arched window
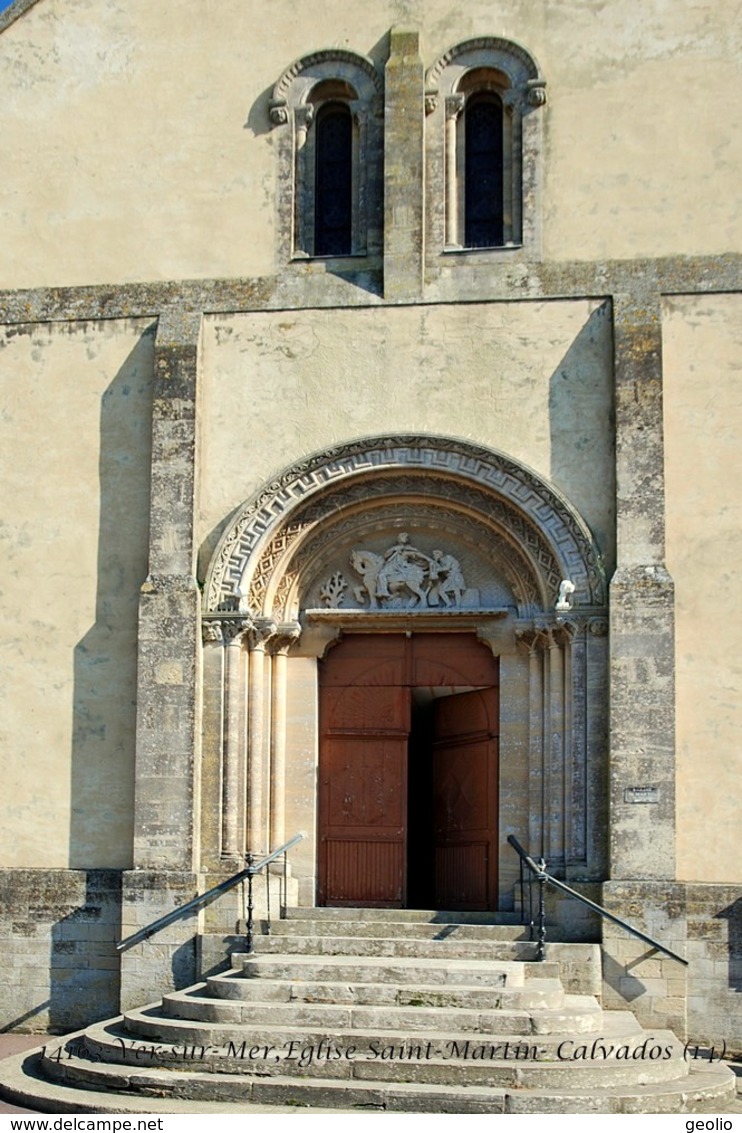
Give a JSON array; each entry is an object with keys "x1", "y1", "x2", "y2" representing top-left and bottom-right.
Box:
[
  {"x1": 314, "y1": 102, "x2": 353, "y2": 256},
  {"x1": 425, "y1": 38, "x2": 546, "y2": 260},
  {"x1": 269, "y1": 50, "x2": 383, "y2": 262},
  {"x1": 464, "y1": 93, "x2": 504, "y2": 248}
]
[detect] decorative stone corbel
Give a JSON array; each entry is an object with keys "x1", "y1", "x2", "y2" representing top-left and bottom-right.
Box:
[
  {"x1": 201, "y1": 619, "x2": 223, "y2": 645},
  {"x1": 525, "y1": 79, "x2": 547, "y2": 107},
  {"x1": 424, "y1": 91, "x2": 439, "y2": 115},
  {"x1": 269, "y1": 99, "x2": 289, "y2": 127}
]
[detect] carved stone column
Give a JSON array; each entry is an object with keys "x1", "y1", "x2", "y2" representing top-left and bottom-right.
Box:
[
  {"x1": 221, "y1": 617, "x2": 252, "y2": 860},
  {"x1": 565, "y1": 618, "x2": 586, "y2": 865},
  {"x1": 517, "y1": 620, "x2": 578, "y2": 872},
  {"x1": 517, "y1": 625, "x2": 548, "y2": 858},
  {"x1": 269, "y1": 623, "x2": 302, "y2": 850},
  {"x1": 293, "y1": 105, "x2": 314, "y2": 256},
  {"x1": 444, "y1": 94, "x2": 464, "y2": 247},
  {"x1": 246, "y1": 618, "x2": 277, "y2": 855},
  {"x1": 547, "y1": 626, "x2": 565, "y2": 867},
  {"x1": 200, "y1": 618, "x2": 225, "y2": 867}
]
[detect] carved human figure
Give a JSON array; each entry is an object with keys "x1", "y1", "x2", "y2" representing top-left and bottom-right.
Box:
[
  {"x1": 376, "y1": 532, "x2": 430, "y2": 598},
  {"x1": 429, "y1": 549, "x2": 466, "y2": 607},
  {"x1": 350, "y1": 536, "x2": 430, "y2": 608}
]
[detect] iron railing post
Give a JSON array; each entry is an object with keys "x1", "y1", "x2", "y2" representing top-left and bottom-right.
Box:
[
  {"x1": 528, "y1": 867, "x2": 535, "y2": 941},
  {"x1": 518, "y1": 856, "x2": 525, "y2": 926},
  {"x1": 115, "y1": 832, "x2": 304, "y2": 953},
  {"x1": 265, "y1": 859, "x2": 271, "y2": 935},
  {"x1": 245, "y1": 853, "x2": 255, "y2": 954},
  {"x1": 536, "y1": 856, "x2": 547, "y2": 961},
  {"x1": 506, "y1": 834, "x2": 688, "y2": 967}
]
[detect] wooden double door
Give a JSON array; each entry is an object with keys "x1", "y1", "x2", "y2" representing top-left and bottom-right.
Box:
[{"x1": 318, "y1": 634, "x2": 500, "y2": 909}]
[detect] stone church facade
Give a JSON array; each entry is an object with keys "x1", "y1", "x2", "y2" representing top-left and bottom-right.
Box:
[{"x1": 0, "y1": 0, "x2": 740, "y2": 1052}]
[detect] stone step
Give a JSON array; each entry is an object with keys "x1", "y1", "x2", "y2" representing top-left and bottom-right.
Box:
[
  {"x1": 267, "y1": 918, "x2": 532, "y2": 940},
  {"x1": 233, "y1": 953, "x2": 558, "y2": 988},
  {"x1": 282, "y1": 907, "x2": 524, "y2": 925},
  {"x1": 250, "y1": 934, "x2": 539, "y2": 960},
  {"x1": 0, "y1": 1044, "x2": 735, "y2": 1115},
  {"x1": 0, "y1": 906, "x2": 736, "y2": 1115},
  {"x1": 42, "y1": 1028, "x2": 697, "y2": 1091},
  {"x1": 161, "y1": 986, "x2": 606, "y2": 1035},
  {"x1": 209, "y1": 970, "x2": 525, "y2": 1007},
  {"x1": 118, "y1": 987, "x2": 572, "y2": 1047}
]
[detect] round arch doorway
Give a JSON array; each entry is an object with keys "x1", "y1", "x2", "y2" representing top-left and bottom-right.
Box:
[{"x1": 318, "y1": 632, "x2": 500, "y2": 910}]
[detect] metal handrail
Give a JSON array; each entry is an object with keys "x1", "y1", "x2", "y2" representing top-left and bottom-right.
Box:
[
  {"x1": 116, "y1": 833, "x2": 304, "y2": 953},
  {"x1": 507, "y1": 835, "x2": 688, "y2": 967}
]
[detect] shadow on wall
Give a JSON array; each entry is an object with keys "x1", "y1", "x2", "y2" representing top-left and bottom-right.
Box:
[
  {"x1": 0, "y1": 871, "x2": 122, "y2": 1035},
  {"x1": 718, "y1": 898, "x2": 742, "y2": 991},
  {"x1": 48, "y1": 872, "x2": 123, "y2": 1033},
  {"x1": 69, "y1": 327, "x2": 156, "y2": 869},
  {"x1": 548, "y1": 300, "x2": 615, "y2": 575}
]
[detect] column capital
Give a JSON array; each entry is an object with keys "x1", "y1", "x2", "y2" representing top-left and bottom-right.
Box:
[
  {"x1": 445, "y1": 93, "x2": 465, "y2": 120},
  {"x1": 221, "y1": 616, "x2": 255, "y2": 646},
  {"x1": 516, "y1": 618, "x2": 577, "y2": 652},
  {"x1": 246, "y1": 617, "x2": 278, "y2": 652},
  {"x1": 268, "y1": 621, "x2": 302, "y2": 656}
]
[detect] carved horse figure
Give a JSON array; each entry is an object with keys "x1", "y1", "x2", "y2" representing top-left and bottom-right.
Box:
[{"x1": 350, "y1": 548, "x2": 429, "y2": 609}]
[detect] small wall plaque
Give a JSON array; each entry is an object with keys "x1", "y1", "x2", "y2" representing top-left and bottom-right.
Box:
[{"x1": 624, "y1": 786, "x2": 660, "y2": 804}]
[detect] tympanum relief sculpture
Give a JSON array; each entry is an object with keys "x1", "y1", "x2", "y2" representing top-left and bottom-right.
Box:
[{"x1": 319, "y1": 533, "x2": 476, "y2": 610}]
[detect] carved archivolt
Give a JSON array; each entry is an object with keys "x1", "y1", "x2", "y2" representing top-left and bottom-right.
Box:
[
  {"x1": 251, "y1": 477, "x2": 557, "y2": 618},
  {"x1": 270, "y1": 48, "x2": 383, "y2": 125},
  {"x1": 425, "y1": 36, "x2": 546, "y2": 113},
  {"x1": 203, "y1": 436, "x2": 606, "y2": 619}
]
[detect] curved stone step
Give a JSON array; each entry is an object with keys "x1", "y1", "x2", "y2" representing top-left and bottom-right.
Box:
[
  {"x1": 72, "y1": 1016, "x2": 694, "y2": 1089},
  {"x1": 202, "y1": 976, "x2": 566, "y2": 1013},
  {"x1": 1, "y1": 1037, "x2": 735, "y2": 1114},
  {"x1": 119, "y1": 998, "x2": 578, "y2": 1049},
  {"x1": 503, "y1": 1063, "x2": 737, "y2": 1114},
  {"x1": 162, "y1": 987, "x2": 606, "y2": 1035},
  {"x1": 208, "y1": 971, "x2": 525, "y2": 1009},
  {"x1": 40, "y1": 1030, "x2": 698, "y2": 1091}
]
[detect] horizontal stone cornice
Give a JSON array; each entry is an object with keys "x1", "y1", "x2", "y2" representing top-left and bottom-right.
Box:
[{"x1": 1, "y1": 254, "x2": 741, "y2": 332}]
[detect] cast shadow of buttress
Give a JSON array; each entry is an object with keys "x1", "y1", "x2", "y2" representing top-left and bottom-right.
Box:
[
  {"x1": 242, "y1": 33, "x2": 389, "y2": 299},
  {"x1": 69, "y1": 324, "x2": 156, "y2": 869},
  {"x1": 717, "y1": 898, "x2": 742, "y2": 991},
  {"x1": 548, "y1": 300, "x2": 616, "y2": 578}
]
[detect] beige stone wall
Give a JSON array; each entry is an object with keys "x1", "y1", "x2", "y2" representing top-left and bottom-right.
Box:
[
  {"x1": 663, "y1": 295, "x2": 742, "y2": 884},
  {"x1": 0, "y1": 318, "x2": 154, "y2": 868},
  {"x1": 198, "y1": 300, "x2": 614, "y2": 573},
  {"x1": 1, "y1": 0, "x2": 739, "y2": 289}
]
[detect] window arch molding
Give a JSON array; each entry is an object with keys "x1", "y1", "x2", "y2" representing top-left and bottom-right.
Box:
[
  {"x1": 269, "y1": 50, "x2": 383, "y2": 261},
  {"x1": 425, "y1": 37, "x2": 546, "y2": 258}
]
